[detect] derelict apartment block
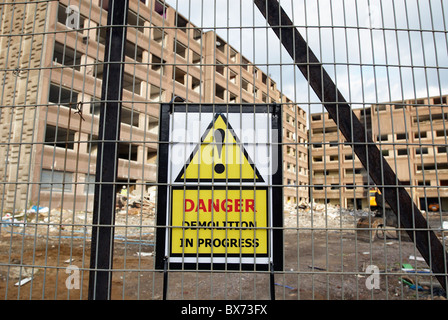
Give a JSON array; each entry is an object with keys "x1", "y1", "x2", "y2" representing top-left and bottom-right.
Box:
[
  {"x1": 310, "y1": 95, "x2": 448, "y2": 211},
  {"x1": 0, "y1": 0, "x2": 308, "y2": 212}
]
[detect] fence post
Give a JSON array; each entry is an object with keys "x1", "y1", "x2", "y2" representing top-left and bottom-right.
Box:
[{"x1": 88, "y1": 0, "x2": 129, "y2": 300}]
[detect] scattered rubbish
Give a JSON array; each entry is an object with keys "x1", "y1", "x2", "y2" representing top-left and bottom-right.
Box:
[
  {"x1": 402, "y1": 263, "x2": 431, "y2": 274},
  {"x1": 409, "y1": 255, "x2": 425, "y2": 262},
  {"x1": 402, "y1": 263, "x2": 414, "y2": 271},
  {"x1": 15, "y1": 277, "x2": 32, "y2": 287},
  {"x1": 28, "y1": 206, "x2": 49, "y2": 214},
  {"x1": 409, "y1": 284, "x2": 425, "y2": 291},
  {"x1": 362, "y1": 252, "x2": 370, "y2": 255},
  {"x1": 275, "y1": 283, "x2": 296, "y2": 290},
  {"x1": 308, "y1": 265, "x2": 326, "y2": 271},
  {"x1": 442, "y1": 221, "x2": 448, "y2": 230},
  {"x1": 399, "y1": 277, "x2": 414, "y2": 286},
  {"x1": 136, "y1": 252, "x2": 153, "y2": 257},
  {"x1": 64, "y1": 258, "x2": 75, "y2": 263},
  {"x1": 1, "y1": 216, "x2": 25, "y2": 227}
]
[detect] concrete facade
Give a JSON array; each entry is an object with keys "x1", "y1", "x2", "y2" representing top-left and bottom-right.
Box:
[
  {"x1": 310, "y1": 96, "x2": 448, "y2": 211},
  {"x1": 0, "y1": 0, "x2": 308, "y2": 212}
]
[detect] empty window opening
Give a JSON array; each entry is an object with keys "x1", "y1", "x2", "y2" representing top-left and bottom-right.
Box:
[
  {"x1": 329, "y1": 141, "x2": 338, "y2": 147},
  {"x1": 53, "y1": 42, "x2": 82, "y2": 71},
  {"x1": 128, "y1": 10, "x2": 146, "y2": 33},
  {"x1": 229, "y1": 70, "x2": 237, "y2": 84},
  {"x1": 151, "y1": 55, "x2": 165, "y2": 75},
  {"x1": 229, "y1": 92, "x2": 237, "y2": 103},
  {"x1": 229, "y1": 48, "x2": 237, "y2": 62},
  {"x1": 434, "y1": 96, "x2": 447, "y2": 105},
  {"x1": 44, "y1": 125, "x2": 76, "y2": 149},
  {"x1": 122, "y1": 73, "x2": 142, "y2": 95},
  {"x1": 242, "y1": 79, "x2": 249, "y2": 92},
  {"x1": 153, "y1": 27, "x2": 166, "y2": 46},
  {"x1": 49, "y1": 84, "x2": 78, "y2": 109},
  {"x1": 174, "y1": 68, "x2": 186, "y2": 85},
  {"x1": 396, "y1": 133, "x2": 408, "y2": 140},
  {"x1": 118, "y1": 143, "x2": 138, "y2": 161},
  {"x1": 193, "y1": 28, "x2": 202, "y2": 42},
  {"x1": 262, "y1": 73, "x2": 267, "y2": 85},
  {"x1": 192, "y1": 77, "x2": 201, "y2": 93},
  {"x1": 121, "y1": 108, "x2": 139, "y2": 127},
  {"x1": 417, "y1": 163, "x2": 448, "y2": 171},
  {"x1": 216, "y1": 36, "x2": 225, "y2": 53},
  {"x1": 149, "y1": 84, "x2": 165, "y2": 102},
  {"x1": 192, "y1": 51, "x2": 201, "y2": 64},
  {"x1": 416, "y1": 147, "x2": 428, "y2": 155},
  {"x1": 330, "y1": 155, "x2": 339, "y2": 162},
  {"x1": 147, "y1": 150, "x2": 157, "y2": 164},
  {"x1": 414, "y1": 113, "x2": 448, "y2": 123},
  {"x1": 241, "y1": 57, "x2": 249, "y2": 70},
  {"x1": 436, "y1": 130, "x2": 446, "y2": 137},
  {"x1": 215, "y1": 84, "x2": 225, "y2": 100},
  {"x1": 154, "y1": 0, "x2": 167, "y2": 17},
  {"x1": 125, "y1": 41, "x2": 143, "y2": 62},
  {"x1": 215, "y1": 61, "x2": 225, "y2": 75},
  {"x1": 415, "y1": 131, "x2": 427, "y2": 139},
  {"x1": 175, "y1": 14, "x2": 188, "y2": 31},
  {"x1": 175, "y1": 41, "x2": 187, "y2": 59}
]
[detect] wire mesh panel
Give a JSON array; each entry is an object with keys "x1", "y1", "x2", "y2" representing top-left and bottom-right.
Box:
[{"x1": 0, "y1": 0, "x2": 447, "y2": 300}]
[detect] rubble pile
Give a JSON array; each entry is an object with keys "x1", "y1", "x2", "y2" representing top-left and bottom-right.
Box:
[
  {"x1": 0, "y1": 187, "x2": 157, "y2": 241},
  {"x1": 284, "y1": 201, "x2": 372, "y2": 231}
]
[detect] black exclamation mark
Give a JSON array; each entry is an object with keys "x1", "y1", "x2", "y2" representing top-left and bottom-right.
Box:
[{"x1": 214, "y1": 129, "x2": 225, "y2": 174}]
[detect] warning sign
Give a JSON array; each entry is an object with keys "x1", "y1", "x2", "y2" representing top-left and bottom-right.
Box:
[
  {"x1": 156, "y1": 104, "x2": 283, "y2": 271},
  {"x1": 175, "y1": 114, "x2": 264, "y2": 183},
  {"x1": 171, "y1": 187, "x2": 268, "y2": 256}
]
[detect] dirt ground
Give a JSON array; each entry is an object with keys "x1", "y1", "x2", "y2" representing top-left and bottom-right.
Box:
[{"x1": 0, "y1": 209, "x2": 447, "y2": 300}]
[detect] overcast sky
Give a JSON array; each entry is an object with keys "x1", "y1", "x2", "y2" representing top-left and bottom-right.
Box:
[{"x1": 164, "y1": 0, "x2": 448, "y2": 114}]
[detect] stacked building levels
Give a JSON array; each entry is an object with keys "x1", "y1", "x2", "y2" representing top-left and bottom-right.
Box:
[
  {"x1": 0, "y1": 0, "x2": 308, "y2": 212},
  {"x1": 309, "y1": 95, "x2": 448, "y2": 211}
]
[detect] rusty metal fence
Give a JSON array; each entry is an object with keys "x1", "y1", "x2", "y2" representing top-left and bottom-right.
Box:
[{"x1": 0, "y1": 0, "x2": 447, "y2": 301}]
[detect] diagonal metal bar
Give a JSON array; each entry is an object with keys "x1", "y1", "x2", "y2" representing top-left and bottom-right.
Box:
[{"x1": 254, "y1": 0, "x2": 447, "y2": 291}]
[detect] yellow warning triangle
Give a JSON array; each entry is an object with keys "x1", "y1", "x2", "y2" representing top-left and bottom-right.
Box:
[{"x1": 175, "y1": 114, "x2": 264, "y2": 182}]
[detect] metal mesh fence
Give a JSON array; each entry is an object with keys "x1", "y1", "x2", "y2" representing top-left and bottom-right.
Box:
[{"x1": 0, "y1": 0, "x2": 447, "y2": 300}]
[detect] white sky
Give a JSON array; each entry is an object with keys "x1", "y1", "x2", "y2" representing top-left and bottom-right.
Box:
[{"x1": 164, "y1": 0, "x2": 448, "y2": 114}]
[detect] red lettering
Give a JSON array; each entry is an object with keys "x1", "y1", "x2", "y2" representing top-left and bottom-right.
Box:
[
  {"x1": 246, "y1": 199, "x2": 254, "y2": 212},
  {"x1": 207, "y1": 199, "x2": 220, "y2": 212},
  {"x1": 235, "y1": 199, "x2": 241, "y2": 212},
  {"x1": 185, "y1": 199, "x2": 195, "y2": 212},
  {"x1": 198, "y1": 199, "x2": 206, "y2": 212}
]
